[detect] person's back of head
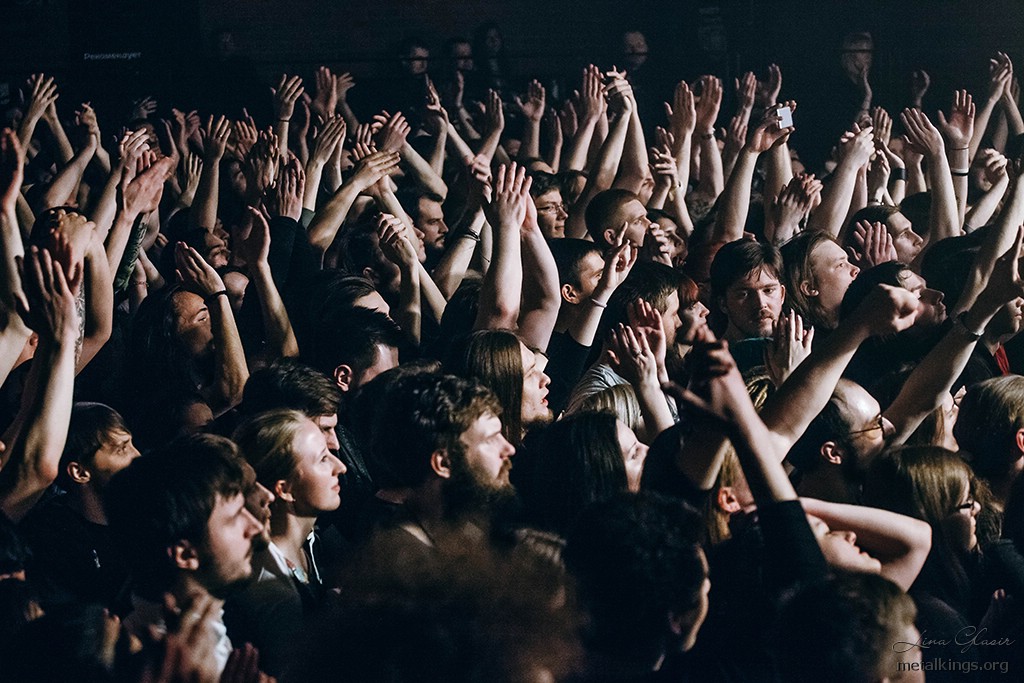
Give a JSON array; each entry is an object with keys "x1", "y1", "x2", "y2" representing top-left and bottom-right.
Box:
[
  {"x1": 104, "y1": 434, "x2": 249, "y2": 601},
  {"x1": 953, "y1": 375, "x2": 1024, "y2": 481},
  {"x1": 563, "y1": 492, "x2": 708, "y2": 673},
  {"x1": 241, "y1": 358, "x2": 341, "y2": 419},
  {"x1": 517, "y1": 412, "x2": 628, "y2": 535},
  {"x1": 774, "y1": 572, "x2": 918, "y2": 683},
  {"x1": 780, "y1": 230, "x2": 839, "y2": 329},
  {"x1": 444, "y1": 329, "x2": 526, "y2": 444},
  {"x1": 306, "y1": 307, "x2": 403, "y2": 393},
  {"x1": 585, "y1": 188, "x2": 637, "y2": 249}
]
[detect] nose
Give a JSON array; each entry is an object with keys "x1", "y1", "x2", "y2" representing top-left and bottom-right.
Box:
[
  {"x1": 332, "y1": 454, "x2": 347, "y2": 476},
  {"x1": 556, "y1": 204, "x2": 568, "y2": 218},
  {"x1": 843, "y1": 530, "x2": 857, "y2": 545},
  {"x1": 243, "y1": 508, "x2": 264, "y2": 537},
  {"x1": 540, "y1": 371, "x2": 551, "y2": 388},
  {"x1": 850, "y1": 264, "x2": 860, "y2": 279},
  {"x1": 501, "y1": 436, "x2": 516, "y2": 458},
  {"x1": 697, "y1": 302, "x2": 710, "y2": 318}
]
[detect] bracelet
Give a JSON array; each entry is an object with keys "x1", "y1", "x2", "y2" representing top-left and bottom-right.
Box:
[
  {"x1": 457, "y1": 232, "x2": 481, "y2": 242},
  {"x1": 950, "y1": 169, "x2": 970, "y2": 177},
  {"x1": 278, "y1": 118, "x2": 291, "y2": 122},
  {"x1": 205, "y1": 290, "x2": 229, "y2": 304},
  {"x1": 590, "y1": 298, "x2": 608, "y2": 308},
  {"x1": 950, "y1": 146, "x2": 969, "y2": 151},
  {"x1": 955, "y1": 312, "x2": 983, "y2": 340},
  {"x1": 698, "y1": 131, "x2": 715, "y2": 140},
  {"x1": 891, "y1": 167, "x2": 907, "y2": 181}
]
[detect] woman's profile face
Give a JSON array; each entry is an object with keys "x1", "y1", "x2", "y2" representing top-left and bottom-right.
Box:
[{"x1": 941, "y1": 472, "x2": 980, "y2": 552}]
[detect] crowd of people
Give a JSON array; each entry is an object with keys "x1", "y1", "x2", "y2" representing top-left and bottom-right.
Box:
[{"x1": 1, "y1": 20, "x2": 1023, "y2": 682}]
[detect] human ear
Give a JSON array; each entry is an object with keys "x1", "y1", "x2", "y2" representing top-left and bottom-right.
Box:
[
  {"x1": 430, "y1": 449, "x2": 452, "y2": 479},
  {"x1": 561, "y1": 283, "x2": 581, "y2": 305},
  {"x1": 274, "y1": 479, "x2": 295, "y2": 503},
  {"x1": 821, "y1": 441, "x2": 843, "y2": 466},
  {"x1": 716, "y1": 486, "x2": 742, "y2": 514},
  {"x1": 333, "y1": 364, "x2": 354, "y2": 392},
  {"x1": 67, "y1": 461, "x2": 92, "y2": 485},
  {"x1": 169, "y1": 541, "x2": 199, "y2": 571}
]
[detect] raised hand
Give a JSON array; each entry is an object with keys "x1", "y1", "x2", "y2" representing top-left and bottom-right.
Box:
[
  {"x1": 485, "y1": 89, "x2": 505, "y2": 135},
  {"x1": 180, "y1": 152, "x2": 203, "y2": 201},
  {"x1": 722, "y1": 114, "x2": 748, "y2": 156},
  {"x1": 837, "y1": 123, "x2": 874, "y2": 169},
  {"x1": 850, "y1": 220, "x2": 897, "y2": 269},
  {"x1": 734, "y1": 71, "x2": 757, "y2": 110},
  {"x1": 594, "y1": 240, "x2": 638, "y2": 302},
  {"x1": 221, "y1": 643, "x2": 273, "y2": 683},
  {"x1": 665, "y1": 80, "x2": 697, "y2": 140},
  {"x1": 373, "y1": 111, "x2": 411, "y2": 153},
  {"x1": 745, "y1": 104, "x2": 794, "y2": 154},
  {"x1": 850, "y1": 284, "x2": 920, "y2": 337},
  {"x1": 766, "y1": 310, "x2": 814, "y2": 386},
  {"x1": 120, "y1": 155, "x2": 173, "y2": 219},
  {"x1": 694, "y1": 75, "x2": 723, "y2": 133},
  {"x1": 348, "y1": 150, "x2": 400, "y2": 192},
  {"x1": 376, "y1": 212, "x2": 419, "y2": 270},
  {"x1": 175, "y1": 242, "x2": 225, "y2": 296},
  {"x1": 626, "y1": 298, "x2": 667, "y2": 369},
  {"x1": 483, "y1": 163, "x2": 532, "y2": 230},
  {"x1": 310, "y1": 116, "x2": 346, "y2": 166},
  {"x1": 989, "y1": 52, "x2": 1013, "y2": 102},
  {"x1": 871, "y1": 107, "x2": 892, "y2": 146},
  {"x1": 16, "y1": 245, "x2": 78, "y2": 342},
  {"x1": 867, "y1": 149, "x2": 891, "y2": 199},
  {"x1": 607, "y1": 322, "x2": 659, "y2": 389},
  {"x1": 202, "y1": 115, "x2": 231, "y2": 161},
  {"x1": 936, "y1": 90, "x2": 975, "y2": 149},
  {"x1": 311, "y1": 66, "x2": 338, "y2": 120},
  {"x1": 559, "y1": 100, "x2": 578, "y2": 139},
  {"x1": 515, "y1": 80, "x2": 546, "y2": 122},
  {"x1": 577, "y1": 64, "x2": 605, "y2": 123},
  {"x1": 909, "y1": 69, "x2": 930, "y2": 107},
  {"x1": 236, "y1": 206, "x2": 272, "y2": 267},
  {"x1": 423, "y1": 77, "x2": 450, "y2": 135},
  {"x1": 273, "y1": 157, "x2": 304, "y2": 221},
  {"x1": 232, "y1": 111, "x2": 258, "y2": 160},
  {"x1": 605, "y1": 76, "x2": 634, "y2": 118},
  {"x1": 273, "y1": 74, "x2": 304, "y2": 122},
  {"x1": 649, "y1": 143, "x2": 678, "y2": 188},
  {"x1": 243, "y1": 130, "x2": 280, "y2": 199},
  {"x1": 756, "y1": 63, "x2": 783, "y2": 107},
  {"x1": 335, "y1": 72, "x2": 355, "y2": 102},
  {"x1": 23, "y1": 74, "x2": 58, "y2": 125},
  {"x1": 978, "y1": 148, "x2": 1009, "y2": 186},
  {"x1": 129, "y1": 96, "x2": 157, "y2": 121},
  {"x1": 901, "y1": 108, "x2": 943, "y2": 158}
]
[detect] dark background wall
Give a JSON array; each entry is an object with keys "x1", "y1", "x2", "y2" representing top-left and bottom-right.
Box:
[{"x1": 0, "y1": 0, "x2": 1020, "y2": 124}]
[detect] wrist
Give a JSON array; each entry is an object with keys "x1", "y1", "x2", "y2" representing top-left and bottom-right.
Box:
[{"x1": 204, "y1": 289, "x2": 229, "y2": 305}]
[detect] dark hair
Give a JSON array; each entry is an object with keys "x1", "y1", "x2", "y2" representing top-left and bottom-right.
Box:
[
  {"x1": 306, "y1": 307, "x2": 403, "y2": 381},
  {"x1": 445, "y1": 330, "x2": 524, "y2": 445},
  {"x1": 585, "y1": 189, "x2": 637, "y2": 248},
  {"x1": 517, "y1": 412, "x2": 628, "y2": 535},
  {"x1": 774, "y1": 573, "x2": 917, "y2": 683},
  {"x1": 313, "y1": 272, "x2": 379, "y2": 318},
  {"x1": 839, "y1": 261, "x2": 909, "y2": 320},
  {"x1": 104, "y1": 434, "x2": 246, "y2": 600},
  {"x1": 435, "y1": 278, "x2": 482, "y2": 357},
  {"x1": 952, "y1": 375, "x2": 1024, "y2": 479},
  {"x1": 57, "y1": 403, "x2": 129, "y2": 489},
  {"x1": 898, "y1": 192, "x2": 931, "y2": 239},
  {"x1": 709, "y1": 239, "x2": 783, "y2": 303},
  {"x1": 369, "y1": 373, "x2": 502, "y2": 489},
  {"x1": 563, "y1": 493, "x2": 706, "y2": 670},
  {"x1": 549, "y1": 238, "x2": 603, "y2": 290},
  {"x1": 395, "y1": 187, "x2": 444, "y2": 225},
  {"x1": 849, "y1": 203, "x2": 900, "y2": 229},
  {"x1": 786, "y1": 381, "x2": 857, "y2": 475},
  {"x1": 598, "y1": 262, "x2": 684, "y2": 341},
  {"x1": 528, "y1": 171, "x2": 561, "y2": 198},
  {"x1": 0, "y1": 514, "x2": 30, "y2": 576},
  {"x1": 241, "y1": 358, "x2": 341, "y2": 418}
]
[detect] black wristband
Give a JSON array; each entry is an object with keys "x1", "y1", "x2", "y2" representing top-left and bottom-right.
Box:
[
  {"x1": 205, "y1": 290, "x2": 229, "y2": 304},
  {"x1": 891, "y1": 167, "x2": 907, "y2": 181}
]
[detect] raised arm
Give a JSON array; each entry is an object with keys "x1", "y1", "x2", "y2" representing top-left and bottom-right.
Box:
[
  {"x1": 566, "y1": 240, "x2": 636, "y2": 347},
  {"x1": 935, "y1": 91, "x2": 976, "y2": 230},
  {"x1": 39, "y1": 124, "x2": 97, "y2": 212},
  {"x1": 241, "y1": 199, "x2": 299, "y2": 359},
  {"x1": 606, "y1": 322, "x2": 674, "y2": 443},
  {"x1": 0, "y1": 247, "x2": 79, "y2": 523},
  {"x1": 692, "y1": 75, "x2": 725, "y2": 200},
  {"x1": 16, "y1": 74, "x2": 58, "y2": 153},
  {"x1": 805, "y1": 125, "x2": 874, "y2": 238},
  {"x1": 514, "y1": 80, "x2": 546, "y2": 161},
  {"x1": 886, "y1": 231, "x2": 1024, "y2": 443},
  {"x1": 562, "y1": 66, "x2": 604, "y2": 172},
  {"x1": 474, "y1": 163, "x2": 530, "y2": 331},
  {"x1": 517, "y1": 195, "x2": 560, "y2": 352},
  {"x1": 377, "y1": 213, "x2": 422, "y2": 345},
  {"x1": 799, "y1": 497, "x2": 931, "y2": 591},
  {"x1": 174, "y1": 243, "x2": 248, "y2": 415},
  {"x1": 190, "y1": 115, "x2": 231, "y2": 230},
  {"x1": 0, "y1": 130, "x2": 31, "y2": 388},
  {"x1": 303, "y1": 116, "x2": 346, "y2": 214},
  {"x1": 901, "y1": 108, "x2": 959, "y2": 249},
  {"x1": 272, "y1": 74, "x2": 305, "y2": 158},
  {"x1": 964, "y1": 150, "x2": 1010, "y2": 231},
  {"x1": 972, "y1": 53, "x2": 1013, "y2": 162},
  {"x1": 711, "y1": 107, "x2": 794, "y2": 243}
]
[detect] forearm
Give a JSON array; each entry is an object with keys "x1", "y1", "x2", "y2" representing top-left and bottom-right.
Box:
[
  {"x1": 964, "y1": 176, "x2": 1009, "y2": 231},
  {"x1": 401, "y1": 142, "x2": 448, "y2": 200},
  {"x1": 729, "y1": 396, "x2": 797, "y2": 503},
  {"x1": 251, "y1": 262, "x2": 299, "y2": 358},
  {"x1": 454, "y1": 106, "x2": 480, "y2": 140},
  {"x1": 42, "y1": 112, "x2": 74, "y2": 165},
  {"x1": 41, "y1": 145, "x2": 95, "y2": 210},
  {"x1": 337, "y1": 99, "x2": 360, "y2": 132},
  {"x1": 474, "y1": 221, "x2": 521, "y2": 330},
  {"x1": 927, "y1": 150, "x2": 962, "y2": 243},
  {"x1": 191, "y1": 156, "x2": 222, "y2": 229},
  {"x1": 307, "y1": 183, "x2": 361, "y2": 255},
  {"x1": 764, "y1": 144, "x2": 794, "y2": 208},
  {"x1": 0, "y1": 209, "x2": 25, "y2": 311},
  {"x1": 799, "y1": 497, "x2": 931, "y2": 591},
  {"x1": 806, "y1": 161, "x2": 859, "y2": 238},
  {"x1": 0, "y1": 320, "x2": 31, "y2": 390},
  {"x1": 712, "y1": 149, "x2": 758, "y2": 243},
  {"x1": 303, "y1": 161, "x2": 326, "y2": 212},
  {"x1": 104, "y1": 211, "x2": 138, "y2": 274},
  {"x1": 955, "y1": 178, "x2": 1024, "y2": 313},
  {"x1": 446, "y1": 122, "x2": 476, "y2": 163},
  {"x1": 394, "y1": 264, "x2": 422, "y2": 345},
  {"x1": 971, "y1": 97, "x2": 1000, "y2": 162},
  {"x1": 90, "y1": 166, "x2": 123, "y2": 245},
  {"x1": 0, "y1": 336, "x2": 75, "y2": 523},
  {"x1": 1002, "y1": 92, "x2": 1024, "y2": 135},
  {"x1": 562, "y1": 118, "x2": 597, "y2": 171},
  {"x1": 613, "y1": 109, "x2": 649, "y2": 193},
  {"x1": 695, "y1": 134, "x2": 724, "y2": 198},
  {"x1": 207, "y1": 296, "x2": 249, "y2": 415},
  {"x1": 416, "y1": 261, "x2": 446, "y2": 323},
  {"x1": 565, "y1": 113, "x2": 629, "y2": 238},
  {"x1": 428, "y1": 129, "x2": 447, "y2": 176},
  {"x1": 906, "y1": 159, "x2": 927, "y2": 195},
  {"x1": 517, "y1": 229, "x2": 560, "y2": 352},
  {"x1": 434, "y1": 211, "x2": 484, "y2": 298},
  {"x1": 635, "y1": 381, "x2": 675, "y2": 444},
  {"x1": 519, "y1": 120, "x2": 541, "y2": 160},
  {"x1": 78, "y1": 251, "x2": 113, "y2": 373}
]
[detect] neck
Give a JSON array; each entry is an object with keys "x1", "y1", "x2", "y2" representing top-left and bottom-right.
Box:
[
  {"x1": 269, "y1": 510, "x2": 317, "y2": 559},
  {"x1": 67, "y1": 485, "x2": 108, "y2": 525}
]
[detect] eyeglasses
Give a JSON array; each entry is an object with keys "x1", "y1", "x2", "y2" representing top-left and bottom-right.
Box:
[
  {"x1": 536, "y1": 202, "x2": 567, "y2": 215},
  {"x1": 847, "y1": 414, "x2": 894, "y2": 439}
]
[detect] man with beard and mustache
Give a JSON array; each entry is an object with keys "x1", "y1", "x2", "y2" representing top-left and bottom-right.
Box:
[{"x1": 365, "y1": 372, "x2": 517, "y2": 555}]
